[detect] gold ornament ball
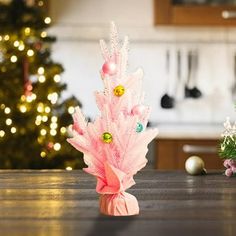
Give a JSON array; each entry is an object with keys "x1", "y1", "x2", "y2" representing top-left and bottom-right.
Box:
[
  {"x1": 102, "y1": 132, "x2": 113, "y2": 143},
  {"x1": 113, "y1": 85, "x2": 125, "y2": 97},
  {"x1": 185, "y1": 156, "x2": 206, "y2": 175}
]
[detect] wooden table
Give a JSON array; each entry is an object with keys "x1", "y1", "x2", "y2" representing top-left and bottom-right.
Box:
[{"x1": 0, "y1": 170, "x2": 236, "y2": 236}]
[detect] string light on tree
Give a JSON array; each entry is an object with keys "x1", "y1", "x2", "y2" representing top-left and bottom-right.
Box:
[
  {"x1": 44, "y1": 17, "x2": 51, "y2": 24},
  {"x1": 40, "y1": 151, "x2": 46, "y2": 158},
  {"x1": 13, "y1": 40, "x2": 20, "y2": 47},
  {"x1": 38, "y1": 67, "x2": 45, "y2": 74},
  {"x1": 24, "y1": 27, "x2": 31, "y2": 36},
  {"x1": 36, "y1": 115, "x2": 42, "y2": 121},
  {"x1": 53, "y1": 74, "x2": 61, "y2": 83},
  {"x1": 0, "y1": 130, "x2": 5, "y2": 138},
  {"x1": 27, "y1": 49, "x2": 34, "y2": 57},
  {"x1": 48, "y1": 92, "x2": 58, "y2": 104},
  {"x1": 4, "y1": 107, "x2": 11, "y2": 114},
  {"x1": 11, "y1": 127, "x2": 17, "y2": 134},
  {"x1": 51, "y1": 116, "x2": 58, "y2": 123},
  {"x1": 50, "y1": 129, "x2": 57, "y2": 136},
  {"x1": 37, "y1": 103, "x2": 44, "y2": 113},
  {"x1": 35, "y1": 118, "x2": 41, "y2": 126},
  {"x1": 37, "y1": 136, "x2": 43, "y2": 144},
  {"x1": 68, "y1": 106, "x2": 75, "y2": 114},
  {"x1": 18, "y1": 42, "x2": 25, "y2": 51},
  {"x1": 6, "y1": 118, "x2": 12, "y2": 126},
  {"x1": 26, "y1": 96, "x2": 33, "y2": 103},
  {"x1": 40, "y1": 129, "x2": 47, "y2": 136},
  {"x1": 41, "y1": 31, "x2": 47, "y2": 38},
  {"x1": 38, "y1": 0, "x2": 44, "y2": 6},
  {"x1": 50, "y1": 123, "x2": 58, "y2": 129},
  {"x1": 4, "y1": 35, "x2": 9, "y2": 41},
  {"x1": 31, "y1": 93, "x2": 36, "y2": 100},
  {"x1": 10, "y1": 55, "x2": 17, "y2": 63},
  {"x1": 21, "y1": 95, "x2": 26, "y2": 101},
  {"x1": 42, "y1": 115, "x2": 48, "y2": 122},
  {"x1": 19, "y1": 105, "x2": 27, "y2": 113},
  {"x1": 60, "y1": 127, "x2": 67, "y2": 134},
  {"x1": 38, "y1": 75, "x2": 46, "y2": 83},
  {"x1": 50, "y1": 114, "x2": 58, "y2": 136},
  {"x1": 26, "y1": 93, "x2": 36, "y2": 103},
  {"x1": 45, "y1": 107, "x2": 51, "y2": 113},
  {"x1": 54, "y1": 143, "x2": 61, "y2": 151}
]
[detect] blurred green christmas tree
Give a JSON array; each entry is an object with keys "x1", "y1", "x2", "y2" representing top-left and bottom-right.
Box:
[{"x1": 0, "y1": 0, "x2": 84, "y2": 169}]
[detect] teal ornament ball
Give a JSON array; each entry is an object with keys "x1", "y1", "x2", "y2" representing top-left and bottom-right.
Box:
[{"x1": 136, "y1": 122, "x2": 143, "y2": 133}]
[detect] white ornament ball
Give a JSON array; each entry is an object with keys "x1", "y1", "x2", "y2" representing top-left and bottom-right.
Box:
[{"x1": 185, "y1": 156, "x2": 206, "y2": 175}]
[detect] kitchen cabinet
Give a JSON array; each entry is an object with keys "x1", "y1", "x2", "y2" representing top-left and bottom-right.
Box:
[
  {"x1": 154, "y1": 0, "x2": 236, "y2": 26},
  {"x1": 155, "y1": 138, "x2": 223, "y2": 169}
]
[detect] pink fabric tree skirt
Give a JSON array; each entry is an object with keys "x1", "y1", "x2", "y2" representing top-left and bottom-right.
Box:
[{"x1": 99, "y1": 192, "x2": 139, "y2": 216}]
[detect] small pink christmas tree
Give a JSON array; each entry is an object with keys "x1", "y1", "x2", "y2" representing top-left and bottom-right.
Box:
[{"x1": 67, "y1": 22, "x2": 158, "y2": 216}]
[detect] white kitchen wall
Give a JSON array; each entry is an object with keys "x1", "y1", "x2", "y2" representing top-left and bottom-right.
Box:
[{"x1": 49, "y1": 0, "x2": 236, "y2": 123}]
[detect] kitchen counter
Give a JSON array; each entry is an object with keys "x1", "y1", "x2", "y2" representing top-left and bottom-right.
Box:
[
  {"x1": 0, "y1": 170, "x2": 236, "y2": 236},
  {"x1": 156, "y1": 123, "x2": 223, "y2": 140}
]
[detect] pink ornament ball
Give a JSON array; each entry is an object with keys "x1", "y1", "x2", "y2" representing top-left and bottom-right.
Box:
[
  {"x1": 231, "y1": 166, "x2": 236, "y2": 173},
  {"x1": 223, "y1": 159, "x2": 231, "y2": 168},
  {"x1": 225, "y1": 168, "x2": 233, "y2": 177},
  {"x1": 102, "y1": 61, "x2": 117, "y2": 76},
  {"x1": 131, "y1": 105, "x2": 146, "y2": 116}
]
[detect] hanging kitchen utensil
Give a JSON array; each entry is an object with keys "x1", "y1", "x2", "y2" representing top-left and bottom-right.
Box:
[
  {"x1": 160, "y1": 50, "x2": 175, "y2": 109},
  {"x1": 185, "y1": 50, "x2": 202, "y2": 99},
  {"x1": 175, "y1": 49, "x2": 183, "y2": 100},
  {"x1": 232, "y1": 53, "x2": 236, "y2": 101},
  {"x1": 160, "y1": 94, "x2": 175, "y2": 109},
  {"x1": 191, "y1": 50, "x2": 202, "y2": 98}
]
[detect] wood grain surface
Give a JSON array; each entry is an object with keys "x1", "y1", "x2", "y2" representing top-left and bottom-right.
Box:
[{"x1": 0, "y1": 170, "x2": 236, "y2": 236}]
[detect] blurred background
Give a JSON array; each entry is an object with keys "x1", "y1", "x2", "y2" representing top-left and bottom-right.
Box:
[{"x1": 1, "y1": 0, "x2": 236, "y2": 169}]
